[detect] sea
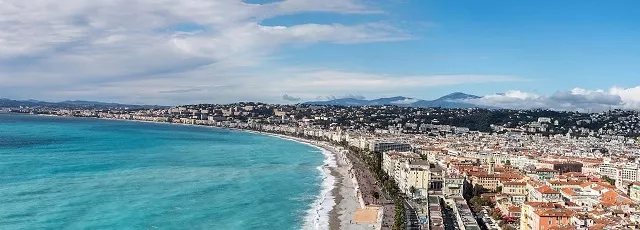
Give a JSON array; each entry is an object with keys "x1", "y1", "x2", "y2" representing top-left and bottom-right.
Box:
[{"x1": 0, "y1": 114, "x2": 334, "y2": 229}]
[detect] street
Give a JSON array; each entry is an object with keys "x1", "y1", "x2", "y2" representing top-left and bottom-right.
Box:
[{"x1": 404, "y1": 200, "x2": 420, "y2": 230}]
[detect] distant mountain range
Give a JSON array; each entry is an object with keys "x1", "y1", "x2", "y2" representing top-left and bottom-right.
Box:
[
  {"x1": 1, "y1": 92, "x2": 489, "y2": 109},
  {"x1": 0, "y1": 98, "x2": 168, "y2": 109},
  {"x1": 303, "y1": 92, "x2": 485, "y2": 108}
]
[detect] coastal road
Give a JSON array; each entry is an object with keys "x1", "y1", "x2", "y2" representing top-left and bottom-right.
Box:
[{"x1": 344, "y1": 151, "x2": 395, "y2": 229}]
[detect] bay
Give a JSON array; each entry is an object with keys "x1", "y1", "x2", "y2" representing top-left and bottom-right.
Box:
[{"x1": 0, "y1": 114, "x2": 325, "y2": 229}]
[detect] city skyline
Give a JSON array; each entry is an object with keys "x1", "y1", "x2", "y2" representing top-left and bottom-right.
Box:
[{"x1": 1, "y1": 0, "x2": 639, "y2": 110}]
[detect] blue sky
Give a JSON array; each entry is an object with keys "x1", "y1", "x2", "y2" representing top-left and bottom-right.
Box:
[
  {"x1": 0, "y1": 0, "x2": 638, "y2": 110},
  {"x1": 268, "y1": 0, "x2": 640, "y2": 95}
]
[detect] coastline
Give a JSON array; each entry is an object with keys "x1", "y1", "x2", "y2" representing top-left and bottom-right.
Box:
[
  {"x1": 261, "y1": 132, "x2": 380, "y2": 230},
  {"x1": 12, "y1": 114, "x2": 367, "y2": 230},
  {"x1": 251, "y1": 132, "x2": 362, "y2": 230}
]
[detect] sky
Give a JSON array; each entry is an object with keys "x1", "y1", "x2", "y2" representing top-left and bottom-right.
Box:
[{"x1": 0, "y1": 0, "x2": 639, "y2": 110}]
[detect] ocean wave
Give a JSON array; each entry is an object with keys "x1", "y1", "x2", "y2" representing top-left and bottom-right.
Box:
[
  {"x1": 265, "y1": 135, "x2": 337, "y2": 230},
  {"x1": 302, "y1": 148, "x2": 336, "y2": 230}
]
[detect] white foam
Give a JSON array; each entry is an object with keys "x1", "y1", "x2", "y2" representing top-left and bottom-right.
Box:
[{"x1": 301, "y1": 147, "x2": 337, "y2": 230}]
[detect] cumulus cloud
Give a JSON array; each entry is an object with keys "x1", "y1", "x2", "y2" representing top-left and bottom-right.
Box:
[
  {"x1": 467, "y1": 87, "x2": 640, "y2": 111},
  {"x1": 284, "y1": 71, "x2": 525, "y2": 92},
  {"x1": 0, "y1": 0, "x2": 412, "y2": 101},
  {"x1": 282, "y1": 94, "x2": 301, "y2": 102},
  {"x1": 0, "y1": 0, "x2": 533, "y2": 105}
]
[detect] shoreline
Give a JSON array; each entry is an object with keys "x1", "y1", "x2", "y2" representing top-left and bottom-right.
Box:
[
  {"x1": 254, "y1": 132, "x2": 362, "y2": 230},
  {"x1": 14, "y1": 114, "x2": 366, "y2": 230}
]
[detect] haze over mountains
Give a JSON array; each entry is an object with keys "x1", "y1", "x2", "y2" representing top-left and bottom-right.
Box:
[
  {"x1": 303, "y1": 92, "x2": 485, "y2": 108},
  {"x1": 0, "y1": 98, "x2": 168, "y2": 109},
  {"x1": 2, "y1": 92, "x2": 488, "y2": 109}
]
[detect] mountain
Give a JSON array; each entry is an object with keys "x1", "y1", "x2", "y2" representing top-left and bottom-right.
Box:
[
  {"x1": 303, "y1": 92, "x2": 485, "y2": 108},
  {"x1": 59, "y1": 100, "x2": 125, "y2": 107},
  {"x1": 0, "y1": 98, "x2": 168, "y2": 109},
  {"x1": 369, "y1": 96, "x2": 419, "y2": 105},
  {"x1": 302, "y1": 98, "x2": 370, "y2": 106},
  {"x1": 409, "y1": 92, "x2": 482, "y2": 108},
  {"x1": 435, "y1": 92, "x2": 481, "y2": 101},
  {"x1": 304, "y1": 96, "x2": 419, "y2": 106}
]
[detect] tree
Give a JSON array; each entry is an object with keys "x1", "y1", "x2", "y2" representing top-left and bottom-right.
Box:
[
  {"x1": 409, "y1": 186, "x2": 417, "y2": 198},
  {"x1": 470, "y1": 196, "x2": 493, "y2": 211},
  {"x1": 505, "y1": 160, "x2": 511, "y2": 166},
  {"x1": 372, "y1": 191, "x2": 380, "y2": 204},
  {"x1": 496, "y1": 186, "x2": 503, "y2": 193},
  {"x1": 602, "y1": 176, "x2": 616, "y2": 185},
  {"x1": 393, "y1": 201, "x2": 406, "y2": 230},
  {"x1": 473, "y1": 185, "x2": 485, "y2": 196}
]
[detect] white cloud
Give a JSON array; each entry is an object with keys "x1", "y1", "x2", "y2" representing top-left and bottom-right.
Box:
[
  {"x1": 0, "y1": 0, "x2": 414, "y2": 101},
  {"x1": 610, "y1": 86, "x2": 640, "y2": 109},
  {"x1": 284, "y1": 71, "x2": 524, "y2": 90},
  {"x1": 391, "y1": 98, "x2": 419, "y2": 105},
  {"x1": 0, "y1": 0, "x2": 541, "y2": 106},
  {"x1": 467, "y1": 87, "x2": 640, "y2": 111}
]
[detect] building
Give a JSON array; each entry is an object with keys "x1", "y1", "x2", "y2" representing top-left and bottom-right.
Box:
[
  {"x1": 469, "y1": 172, "x2": 499, "y2": 191},
  {"x1": 599, "y1": 161, "x2": 640, "y2": 185},
  {"x1": 381, "y1": 151, "x2": 430, "y2": 197},
  {"x1": 370, "y1": 141, "x2": 412, "y2": 152},
  {"x1": 534, "y1": 168, "x2": 560, "y2": 180},
  {"x1": 630, "y1": 182, "x2": 640, "y2": 202},
  {"x1": 399, "y1": 159, "x2": 431, "y2": 197},
  {"x1": 501, "y1": 181, "x2": 527, "y2": 204},
  {"x1": 529, "y1": 185, "x2": 562, "y2": 203},
  {"x1": 382, "y1": 151, "x2": 418, "y2": 176},
  {"x1": 552, "y1": 162, "x2": 583, "y2": 174},
  {"x1": 502, "y1": 181, "x2": 527, "y2": 195},
  {"x1": 444, "y1": 175, "x2": 465, "y2": 197},
  {"x1": 598, "y1": 161, "x2": 618, "y2": 179},
  {"x1": 547, "y1": 180, "x2": 583, "y2": 191},
  {"x1": 520, "y1": 202, "x2": 575, "y2": 230}
]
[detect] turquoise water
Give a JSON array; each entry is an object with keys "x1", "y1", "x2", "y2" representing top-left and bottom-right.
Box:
[{"x1": 0, "y1": 114, "x2": 325, "y2": 229}]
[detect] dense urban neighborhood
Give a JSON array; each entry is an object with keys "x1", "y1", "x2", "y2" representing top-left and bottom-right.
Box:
[{"x1": 4, "y1": 102, "x2": 640, "y2": 229}]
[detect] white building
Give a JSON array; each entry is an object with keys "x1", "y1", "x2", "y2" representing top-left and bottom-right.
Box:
[
  {"x1": 399, "y1": 159, "x2": 431, "y2": 197},
  {"x1": 370, "y1": 141, "x2": 412, "y2": 152}
]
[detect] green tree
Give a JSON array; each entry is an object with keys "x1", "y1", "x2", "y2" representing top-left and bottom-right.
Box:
[
  {"x1": 473, "y1": 185, "x2": 485, "y2": 196},
  {"x1": 393, "y1": 201, "x2": 406, "y2": 230},
  {"x1": 409, "y1": 186, "x2": 417, "y2": 198},
  {"x1": 372, "y1": 191, "x2": 380, "y2": 204},
  {"x1": 602, "y1": 176, "x2": 616, "y2": 185}
]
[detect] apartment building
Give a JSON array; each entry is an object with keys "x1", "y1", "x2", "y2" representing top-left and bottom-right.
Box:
[
  {"x1": 529, "y1": 185, "x2": 562, "y2": 203},
  {"x1": 520, "y1": 202, "x2": 574, "y2": 230},
  {"x1": 369, "y1": 141, "x2": 412, "y2": 152},
  {"x1": 630, "y1": 182, "x2": 640, "y2": 202},
  {"x1": 399, "y1": 159, "x2": 431, "y2": 197}
]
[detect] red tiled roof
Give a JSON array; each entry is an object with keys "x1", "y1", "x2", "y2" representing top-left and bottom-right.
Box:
[
  {"x1": 537, "y1": 185, "x2": 560, "y2": 194},
  {"x1": 561, "y1": 188, "x2": 577, "y2": 196}
]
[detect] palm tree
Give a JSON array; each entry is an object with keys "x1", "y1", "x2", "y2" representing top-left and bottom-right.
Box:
[{"x1": 409, "y1": 186, "x2": 417, "y2": 198}]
